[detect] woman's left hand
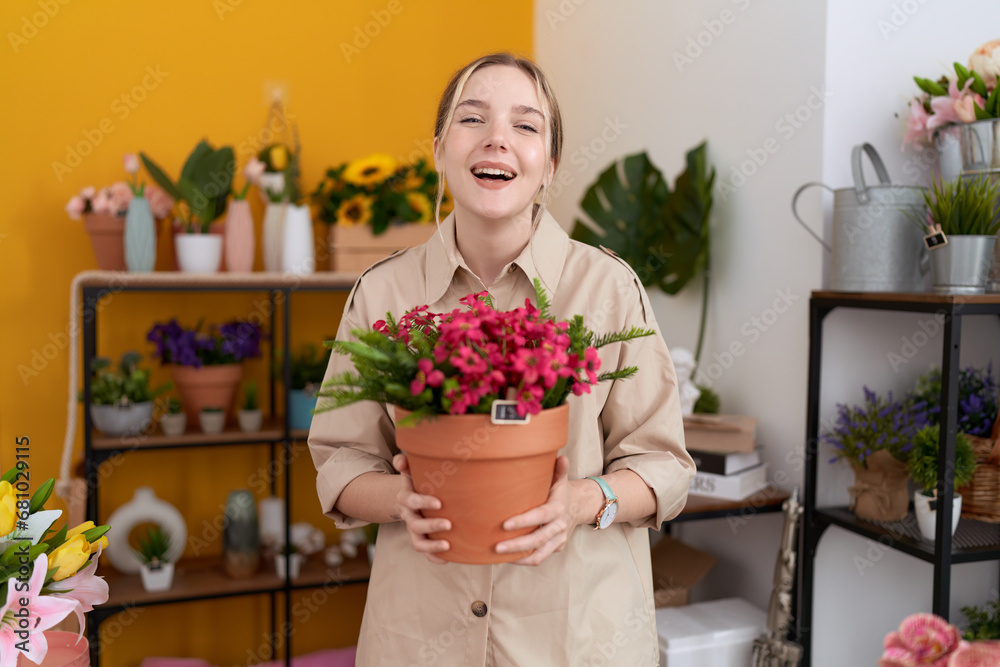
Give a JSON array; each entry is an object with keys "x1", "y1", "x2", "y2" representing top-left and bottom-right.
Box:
[{"x1": 495, "y1": 456, "x2": 583, "y2": 566}]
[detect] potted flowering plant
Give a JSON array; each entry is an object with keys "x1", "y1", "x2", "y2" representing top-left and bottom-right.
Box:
[
  {"x1": 65, "y1": 162, "x2": 174, "y2": 271},
  {"x1": 312, "y1": 155, "x2": 446, "y2": 272},
  {"x1": 82, "y1": 352, "x2": 172, "y2": 437},
  {"x1": 0, "y1": 465, "x2": 110, "y2": 665},
  {"x1": 880, "y1": 612, "x2": 1000, "y2": 666},
  {"x1": 909, "y1": 364, "x2": 999, "y2": 437},
  {"x1": 147, "y1": 318, "x2": 264, "y2": 425},
  {"x1": 823, "y1": 387, "x2": 930, "y2": 521},
  {"x1": 316, "y1": 281, "x2": 654, "y2": 563}
]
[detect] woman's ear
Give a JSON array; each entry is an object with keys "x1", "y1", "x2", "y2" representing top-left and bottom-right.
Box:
[{"x1": 432, "y1": 136, "x2": 442, "y2": 173}]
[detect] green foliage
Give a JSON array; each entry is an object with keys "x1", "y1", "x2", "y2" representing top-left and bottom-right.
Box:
[
  {"x1": 202, "y1": 406, "x2": 224, "y2": 413},
  {"x1": 914, "y1": 176, "x2": 1000, "y2": 236},
  {"x1": 693, "y1": 384, "x2": 721, "y2": 414},
  {"x1": 134, "y1": 525, "x2": 171, "y2": 565},
  {"x1": 962, "y1": 598, "x2": 1000, "y2": 640},
  {"x1": 243, "y1": 381, "x2": 258, "y2": 411},
  {"x1": 167, "y1": 397, "x2": 183, "y2": 415},
  {"x1": 908, "y1": 425, "x2": 977, "y2": 494},
  {"x1": 572, "y1": 142, "x2": 715, "y2": 296},
  {"x1": 141, "y1": 140, "x2": 235, "y2": 232},
  {"x1": 287, "y1": 344, "x2": 331, "y2": 391},
  {"x1": 82, "y1": 352, "x2": 171, "y2": 406}
]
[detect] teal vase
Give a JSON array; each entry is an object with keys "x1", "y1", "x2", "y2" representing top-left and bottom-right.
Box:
[
  {"x1": 124, "y1": 195, "x2": 156, "y2": 272},
  {"x1": 223, "y1": 489, "x2": 260, "y2": 578}
]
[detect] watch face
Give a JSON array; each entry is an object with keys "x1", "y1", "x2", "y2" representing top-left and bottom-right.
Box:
[{"x1": 599, "y1": 501, "x2": 618, "y2": 529}]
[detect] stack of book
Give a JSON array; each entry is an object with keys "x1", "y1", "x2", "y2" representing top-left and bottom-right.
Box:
[{"x1": 684, "y1": 414, "x2": 768, "y2": 501}]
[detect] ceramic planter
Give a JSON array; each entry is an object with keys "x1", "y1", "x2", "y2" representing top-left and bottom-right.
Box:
[
  {"x1": 914, "y1": 491, "x2": 963, "y2": 542},
  {"x1": 929, "y1": 235, "x2": 997, "y2": 294},
  {"x1": 238, "y1": 409, "x2": 263, "y2": 433},
  {"x1": 395, "y1": 403, "x2": 569, "y2": 564},
  {"x1": 288, "y1": 388, "x2": 318, "y2": 431},
  {"x1": 160, "y1": 412, "x2": 187, "y2": 437},
  {"x1": 282, "y1": 204, "x2": 315, "y2": 274},
  {"x1": 90, "y1": 401, "x2": 154, "y2": 437},
  {"x1": 262, "y1": 202, "x2": 286, "y2": 272},
  {"x1": 275, "y1": 552, "x2": 303, "y2": 579},
  {"x1": 224, "y1": 199, "x2": 255, "y2": 272},
  {"x1": 175, "y1": 233, "x2": 223, "y2": 273},
  {"x1": 199, "y1": 410, "x2": 226, "y2": 434},
  {"x1": 329, "y1": 222, "x2": 436, "y2": 272},
  {"x1": 170, "y1": 364, "x2": 242, "y2": 425},
  {"x1": 104, "y1": 487, "x2": 187, "y2": 574},
  {"x1": 124, "y1": 196, "x2": 156, "y2": 272},
  {"x1": 139, "y1": 561, "x2": 175, "y2": 592},
  {"x1": 84, "y1": 212, "x2": 126, "y2": 271},
  {"x1": 849, "y1": 449, "x2": 910, "y2": 522}
]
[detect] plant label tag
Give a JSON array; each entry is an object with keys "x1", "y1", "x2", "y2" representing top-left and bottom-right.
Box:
[
  {"x1": 924, "y1": 231, "x2": 948, "y2": 250},
  {"x1": 491, "y1": 400, "x2": 530, "y2": 425},
  {"x1": 928, "y1": 498, "x2": 938, "y2": 512}
]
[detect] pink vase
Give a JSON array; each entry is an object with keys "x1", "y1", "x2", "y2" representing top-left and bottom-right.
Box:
[
  {"x1": 16, "y1": 631, "x2": 89, "y2": 666},
  {"x1": 224, "y1": 200, "x2": 255, "y2": 272}
]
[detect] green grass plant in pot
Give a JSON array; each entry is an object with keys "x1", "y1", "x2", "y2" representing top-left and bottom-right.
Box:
[
  {"x1": 823, "y1": 387, "x2": 930, "y2": 521},
  {"x1": 84, "y1": 352, "x2": 171, "y2": 437},
  {"x1": 238, "y1": 380, "x2": 263, "y2": 433},
  {"x1": 134, "y1": 524, "x2": 174, "y2": 592},
  {"x1": 160, "y1": 397, "x2": 186, "y2": 437},
  {"x1": 908, "y1": 424, "x2": 977, "y2": 541},
  {"x1": 287, "y1": 343, "x2": 330, "y2": 431}
]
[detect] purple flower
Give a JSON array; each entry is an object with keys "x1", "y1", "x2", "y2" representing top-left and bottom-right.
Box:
[{"x1": 147, "y1": 319, "x2": 266, "y2": 367}]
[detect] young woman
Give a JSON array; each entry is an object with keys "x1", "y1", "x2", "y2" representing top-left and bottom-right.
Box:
[{"x1": 308, "y1": 53, "x2": 695, "y2": 666}]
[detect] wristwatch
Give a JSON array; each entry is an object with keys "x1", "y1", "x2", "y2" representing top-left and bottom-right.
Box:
[{"x1": 586, "y1": 476, "x2": 619, "y2": 530}]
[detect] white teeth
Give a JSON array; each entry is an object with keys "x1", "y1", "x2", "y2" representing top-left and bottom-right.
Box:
[{"x1": 472, "y1": 167, "x2": 515, "y2": 179}]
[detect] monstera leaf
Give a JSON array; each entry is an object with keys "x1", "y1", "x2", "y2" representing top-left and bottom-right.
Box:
[{"x1": 572, "y1": 142, "x2": 715, "y2": 295}]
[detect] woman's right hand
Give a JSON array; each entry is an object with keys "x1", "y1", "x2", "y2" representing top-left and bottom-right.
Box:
[{"x1": 393, "y1": 453, "x2": 451, "y2": 564}]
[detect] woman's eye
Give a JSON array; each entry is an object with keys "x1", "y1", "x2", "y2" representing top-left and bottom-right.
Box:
[
  {"x1": 517, "y1": 124, "x2": 539, "y2": 133},
  {"x1": 459, "y1": 117, "x2": 483, "y2": 124}
]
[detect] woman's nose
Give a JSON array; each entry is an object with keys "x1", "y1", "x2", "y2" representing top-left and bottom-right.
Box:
[{"x1": 483, "y1": 122, "x2": 508, "y2": 151}]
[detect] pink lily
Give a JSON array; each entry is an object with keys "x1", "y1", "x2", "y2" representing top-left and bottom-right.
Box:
[
  {"x1": 123, "y1": 154, "x2": 139, "y2": 175},
  {"x1": 48, "y1": 547, "x2": 110, "y2": 633},
  {"x1": 0, "y1": 553, "x2": 79, "y2": 667},
  {"x1": 903, "y1": 98, "x2": 932, "y2": 149}
]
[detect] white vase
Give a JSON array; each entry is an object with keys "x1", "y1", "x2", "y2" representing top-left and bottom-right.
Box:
[
  {"x1": 160, "y1": 412, "x2": 187, "y2": 437},
  {"x1": 105, "y1": 487, "x2": 188, "y2": 574},
  {"x1": 256, "y1": 172, "x2": 286, "y2": 204},
  {"x1": 262, "y1": 203, "x2": 286, "y2": 272},
  {"x1": 139, "y1": 561, "x2": 175, "y2": 592},
  {"x1": 275, "y1": 552, "x2": 303, "y2": 579},
  {"x1": 90, "y1": 401, "x2": 154, "y2": 437},
  {"x1": 258, "y1": 496, "x2": 286, "y2": 549},
  {"x1": 282, "y1": 204, "x2": 315, "y2": 274},
  {"x1": 237, "y1": 409, "x2": 263, "y2": 432},
  {"x1": 914, "y1": 491, "x2": 963, "y2": 541},
  {"x1": 175, "y1": 233, "x2": 223, "y2": 273}
]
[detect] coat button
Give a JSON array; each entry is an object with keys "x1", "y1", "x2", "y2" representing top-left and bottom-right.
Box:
[{"x1": 471, "y1": 601, "x2": 487, "y2": 617}]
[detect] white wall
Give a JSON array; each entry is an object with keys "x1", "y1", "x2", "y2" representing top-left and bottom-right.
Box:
[{"x1": 535, "y1": 1, "x2": 1000, "y2": 664}]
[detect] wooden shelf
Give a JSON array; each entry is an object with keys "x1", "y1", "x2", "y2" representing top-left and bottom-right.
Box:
[
  {"x1": 91, "y1": 418, "x2": 286, "y2": 451},
  {"x1": 76, "y1": 270, "x2": 360, "y2": 291},
  {"x1": 674, "y1": 487, "x2": 789, "y2": 523},
  {"x1": 811, "y1": 290, "x2": 1000, "y2": 305},
  {"x1": 102, "y1": 554, "x2": 371, "y2": 609}
]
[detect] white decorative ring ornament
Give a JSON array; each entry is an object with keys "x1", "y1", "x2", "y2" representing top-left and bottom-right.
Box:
[{"x1": 105, "y1": 487, "x2": 187, "y2": 574}]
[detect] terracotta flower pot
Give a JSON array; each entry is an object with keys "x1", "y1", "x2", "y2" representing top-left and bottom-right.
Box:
[
  {"x1": 84, "y1": 212, "x2": 126, "y2": 271},
  {"x1": 849, "y1": 449, "x2": 910, "y2": 522},
  {"x1": 170, "y1": 364, "x2": 243, "y2": 425},
  {"x1": 395, "y1": 403, "x2": 568, "y2": 564}
]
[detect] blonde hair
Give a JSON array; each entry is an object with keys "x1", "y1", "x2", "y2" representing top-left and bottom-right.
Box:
[{"x1": 433, "y1": 53, "x2": 563, "y2": 228}]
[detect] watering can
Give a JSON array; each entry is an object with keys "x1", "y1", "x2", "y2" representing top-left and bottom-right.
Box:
[{"x1": 792, "y1": 143, "x2": 928, "y2": 292}]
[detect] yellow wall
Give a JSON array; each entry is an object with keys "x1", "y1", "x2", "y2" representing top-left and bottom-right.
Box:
[{"x1": 0, "y1": 2, "x2": 532, "y2": 664}]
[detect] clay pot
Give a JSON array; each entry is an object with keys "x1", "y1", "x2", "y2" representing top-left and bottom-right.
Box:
[
  {"x1": 170, "y1": 364, "x2": 242, "y2": 425},
  {"x1": 849, "y1": 449, "x2": 910, "y2": 522},
  {"x1": 395, "y1": 404, "x2": 568, "y2": 564},
  {"x1": 84, "y1": 212, "x2": 126, "y2": 271}
]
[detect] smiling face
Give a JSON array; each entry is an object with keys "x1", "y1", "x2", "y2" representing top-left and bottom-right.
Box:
[{"x1": 433, "y1": 65, "x2": 553, "y2": 225}]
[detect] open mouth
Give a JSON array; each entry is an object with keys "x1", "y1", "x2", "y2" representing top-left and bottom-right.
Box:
[{"x1": 472, "y1": 167, "x2": 516, "y2": 182}]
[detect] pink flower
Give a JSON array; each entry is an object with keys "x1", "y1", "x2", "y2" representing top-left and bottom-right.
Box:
[
  {"x1": 48, "y1": 548, "x2": 109, "y2": 632},
  {"x1": 451, "y1": 346, "x2": 487, "y2": 375},
  {"x1": 512, "y1": 349, "x2": 543, "y2": 384},
  {"x1": 123, "y1": 153, "x2": 139, "y2": 175},
  {"x1": 955, "y1": 94, "x2": 980, "y2": 124},
  {"x1": 146, "y1": 185, "x2": 175, "y2": 220},
  {"x1": 582, "y1": 347, "x2": 601, "y2": 384},
  {"x1": 65, "y1": 195, "x2": 85, "y2": 220},
  {"x1": 969, "y1": 39, "x2": 1000, "y2": 88},
  {"x1": 515, "y1": 384, "x2": 544, "y2": 416},
  {"x1": 880, "y1": 613, "x2": 964, "y2": 667},
  {"x1": 410, "y1": 358, "x2": 444, "y2": 396},
  {"x1": 80, "y1": 186, "x2": 95, "y2": 200},
  {"x1": 109, "y1": 181, "x2": 133, "y2": 216},
  {"x1": 949, "y1": 641, "x2": 1000, "y2": 667},
  {"x1": 903, "y1": 98, "x2": 932, "y2": 149},
  {"x1": 0, "y1": 553, "x2": 80, "y2": 667},
  {"x1": 90, "y1": 189, "x2": 111, "y2": 215},
  {"x1": 244, "y1": 157, "x2": 267, "y2": 184}
]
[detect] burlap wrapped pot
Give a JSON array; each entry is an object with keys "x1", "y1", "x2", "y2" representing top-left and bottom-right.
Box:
[{"x1": 849, "y1": 449, "x2": 910, "y2": 521}]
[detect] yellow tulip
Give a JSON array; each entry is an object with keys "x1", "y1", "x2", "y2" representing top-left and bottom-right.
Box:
[
  {"x1": 269, "y1": 145, "x2": 288, "y2": 171},
  {"x1": 49, "y1": 534, "x2": 90, "y2": 581},
  {"x1": 0, "y1": 481, "x2": 17, "y2": 537},
  {"x1": 67, "y1": 520, "x2": 109, "y2": 553}
]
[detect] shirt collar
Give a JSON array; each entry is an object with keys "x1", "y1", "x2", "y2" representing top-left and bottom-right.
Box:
[{"x1": 424, "y1": 209, "x2": 569, "y2": 306}]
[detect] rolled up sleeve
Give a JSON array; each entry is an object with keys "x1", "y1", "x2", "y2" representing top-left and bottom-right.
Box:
[
  {"x1": 307, "y1": 297, "x2": 397, "y2": 529},
  {"x1": 601, "y1": 279, "x2": 695, "y2": 529}
]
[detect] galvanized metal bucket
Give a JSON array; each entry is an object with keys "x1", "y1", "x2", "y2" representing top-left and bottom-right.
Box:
[
  {"x1": 792, "y1": 143, "x2": 928, "y2": 292},
  {"x1": 929, "y1": 235, "x2": 997, "y2": 294}
]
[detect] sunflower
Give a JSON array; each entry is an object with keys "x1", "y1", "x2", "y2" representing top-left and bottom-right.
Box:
[
  {"x1": 343, "y1": 154, "x2": 399, "y2": 187},
  {"x1": 336, "y1": 194, "x2": 374, "y2": 226},
  {"x1": 401, "y1": 168, "x2": 425, "y2": 192},
  {"x1": 406, "y1": 192, "x2": 434, "y2": 223},
  {"x1": 266, "y1": 144, "x2": 288, "y2": 171}
]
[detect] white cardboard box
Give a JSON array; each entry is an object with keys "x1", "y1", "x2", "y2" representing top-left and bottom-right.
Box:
[{"x1": 656, "y1": 597, "x2": 767, "y2": 667}]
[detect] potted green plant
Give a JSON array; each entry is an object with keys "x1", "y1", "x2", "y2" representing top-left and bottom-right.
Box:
[
  {"x1": 199, "y1": 406, "x2": 226, "y2": 434},
  {"x1": 961, "y1": 598, "x2": 1000, "y2": 640},
  {"x1": 134, "y1": 524, "x2": 174, "y2": 592},
  {"x1": 160, "y1": 397, "x2": 186, "y2": 437},
  {"x1": 237, "y1": 381, "x2": 263, "y2": 433},
  {"x1": 908, "y1": 425, "x2": 977, "y2": 541},
  {"x1": 140, "y1": 140, "x2": 235, "y2": 273},
  {"x1": 914, "y1": 175, "x2": 1000, "y2": 293},
  {"x1": 288, "y1": 343, "x2": 330, "y2": 431},
  {"x1": 84, "y1": 352, "x2": 171, "y2": 436},
  {"x1": 823, "y1": 387, "x2": 931, "y2": 522},
  {"x1": 274, "y1": 542, "x2": 303, "y2": 579}
]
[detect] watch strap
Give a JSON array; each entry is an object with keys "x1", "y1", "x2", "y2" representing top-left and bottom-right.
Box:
[{"x1": 586, "y1": 476, "x2": 618, "y2": 503}]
